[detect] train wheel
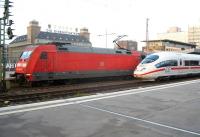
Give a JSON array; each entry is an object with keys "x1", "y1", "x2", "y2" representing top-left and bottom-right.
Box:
[
  {"x1": 28, "y1": 81, "x2": 40, "y2": 87},
  {"x1": 53, "y1": 80, "x2": 67, "y2": 85},
  {"x1": 16, "y1": 74, "x2": 25, "y2": 84},
  {"x1": 155, "y1": 77, "x2": 162, "y2": 81}
]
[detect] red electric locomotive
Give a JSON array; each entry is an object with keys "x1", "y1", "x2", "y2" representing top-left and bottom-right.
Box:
[{"x1": 15, "y1": 43, "x2": 141, "y2": 84}]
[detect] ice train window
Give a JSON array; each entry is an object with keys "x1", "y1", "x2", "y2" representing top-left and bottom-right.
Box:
[
  {"x1": 155, "y1": 60, "x2": 177, "y2": 68},
  {"x1": 184, "y1": 60, "x2": 199, "y2": 66},
  {"x1": 141, "y1": 55, "x2": 159, "y2": 64},
  {"x1": 190, "y1": 61, "x2": 199, "y2": 66}
]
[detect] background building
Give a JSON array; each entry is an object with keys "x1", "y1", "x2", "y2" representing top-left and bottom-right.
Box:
[
  {"x1": 8, "y1": 20, "x2": 92, "y2": 63},
  {"x1": 188, "y1": 25, "x2": 200, "y2": 48},
  {"x1": 115, "y1": 40, "x2": 137, "y2": 51},
  {"x1": 157, "y1": 27, "x2": 188, "y2": 43},
  {"x1": 143, "y1": 39, "x2": 196, "y2": 53},
  {"x1": 157, "y1": 26, "x2": 200, "y2": 48}
]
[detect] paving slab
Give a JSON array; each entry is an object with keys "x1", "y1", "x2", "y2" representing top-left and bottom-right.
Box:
[{"x1": 0, "y1": 80, "x2": 200, "y2": 137}]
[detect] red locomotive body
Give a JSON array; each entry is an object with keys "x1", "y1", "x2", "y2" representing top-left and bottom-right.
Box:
[{"x1": 15, "y1": 43, "x2": 141, "y2": 83}]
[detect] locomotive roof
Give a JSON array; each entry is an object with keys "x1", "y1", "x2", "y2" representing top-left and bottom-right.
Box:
[{"x1": 57, "y1": 44, "x2": 132, "y2": 55}]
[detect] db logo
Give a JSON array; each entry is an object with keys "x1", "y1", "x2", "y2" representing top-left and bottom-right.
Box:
[{"x1": 165, "y1": 67, "x2": 171, "y2": 72}]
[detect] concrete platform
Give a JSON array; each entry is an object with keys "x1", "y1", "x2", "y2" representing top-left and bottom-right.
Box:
[{"x1": 0, "y1": 79, "x2": 200, "y2": 137}]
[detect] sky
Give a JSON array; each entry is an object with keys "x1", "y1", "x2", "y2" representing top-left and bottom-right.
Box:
[{"x1": 6, "y1": 0, "x2": 200, "y2": 50}]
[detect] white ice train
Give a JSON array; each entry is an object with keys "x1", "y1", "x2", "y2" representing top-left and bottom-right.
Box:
[{"x1": 134, "y1": 52, "x2": 200, "y2": 80}]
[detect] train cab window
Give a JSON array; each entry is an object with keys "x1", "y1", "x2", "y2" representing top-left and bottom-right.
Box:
[
  {"x1": 40, "y1": 52, "x2": 48, "y2": 59},
  {"x1": 20, "y1": 51, "x2": 32, "y2": 59},
  {"x1": 141, "y1": 55, "x2": 159, "y2": 64},
  {"x1": 155, "y1": 60, "x2": 177, "y2": 68}
]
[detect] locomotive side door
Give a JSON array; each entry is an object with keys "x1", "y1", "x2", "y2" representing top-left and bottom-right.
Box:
[
  {"x1": 39, "y1": 52, "x2": 48, "y2": 72},
  {"x1": 40, "y1": 51, "x2": 55, "y2": 80},
  {"x1": 46, "y1": 52, "x2": 55, "y2": 79}
]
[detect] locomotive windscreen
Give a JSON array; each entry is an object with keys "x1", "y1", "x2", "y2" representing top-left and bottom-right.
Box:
[
  {"x1": 141, "y1": 54, "x2": 159, "y2": 64},
  {"x1": 20, "y1": 51, "x2": 33, "y2": 59}
]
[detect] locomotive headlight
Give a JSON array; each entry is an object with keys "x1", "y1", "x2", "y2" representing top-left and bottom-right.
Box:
[
  {"x1": 16, "y1": 63, "x2": 22, "y2": 67},
  {"x1": 17, "y1": 62, "x2": 27, "y2": 67},
  {"x1": 22, "y1": 63, "x2": 27, "y2": 67}
]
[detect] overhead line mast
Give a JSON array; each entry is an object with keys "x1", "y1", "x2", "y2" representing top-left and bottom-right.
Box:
[{"x1": 146, "y1": 18, "x2": 149, "y2": 52}]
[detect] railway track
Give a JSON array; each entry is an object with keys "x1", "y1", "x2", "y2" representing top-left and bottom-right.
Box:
[
  {"x1": 0, "y1": 76, "x2": 200, "y2": 107},
  {"x1": 0, "y1": 79, "x2": 145, "y2": 106}
]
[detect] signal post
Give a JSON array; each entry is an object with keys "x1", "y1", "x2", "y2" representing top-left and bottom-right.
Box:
[{"x1": 0, "y1": 0, "x2": 14, "y2": 92}]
